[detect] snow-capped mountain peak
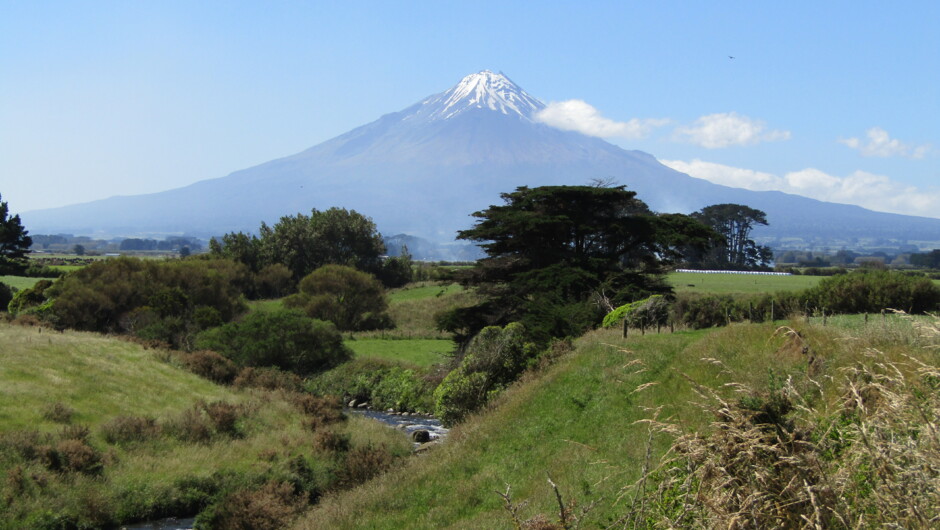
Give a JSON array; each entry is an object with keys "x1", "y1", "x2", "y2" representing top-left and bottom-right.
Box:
[{"x1": 418, "y1": 70, "x2": 545, "y2": 121}]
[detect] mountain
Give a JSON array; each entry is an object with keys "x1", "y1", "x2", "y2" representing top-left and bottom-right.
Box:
[{"x1": 22, "y1": 71, "x2": 940, "y2": 252}]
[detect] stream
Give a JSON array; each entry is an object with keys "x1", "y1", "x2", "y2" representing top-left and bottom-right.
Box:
[{"x1": 345, "y1": 408, "x2": 449, "y2": 445}]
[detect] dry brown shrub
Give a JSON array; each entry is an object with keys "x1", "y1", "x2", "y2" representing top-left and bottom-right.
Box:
[
  {"x1": 11, "y1": 314, "x2": 42, "y2": 327},
  {"x1": 59, "y1": 424, "x2": 90, "y2": 442},
  {"x1": 178, "y1": 350, "x2": 238, "y2": 384},
  {"x1": 205, "y1": 481, "x2": 306, "y2": 530},
  {"x1": 336, "y1": 444, "x2": 393, "y2": 489},
  {"x1": 41, "y1": 402, "x2": 75, "y2": 424},
  {"x1": 166, "y1": 407, "x2": 213, "y2": 443},
  {"x1": 234, "y1": 366, "x2": 304, "y2": 392},
  {"x1": 100, "y1": 416, "x2": 160, "y2": 445},
  {"x1": 288, "y1": 393, "x2": 345, "y2": 432},
  {"x1": 202, "y1": 401, "x2": 243, "y2": 437},
  {"x1": 313, "y1": 429, "x2": 350, "y2": 454},
  {"x1": 50, "y1": 439, "x2": 102, "y2": 475}
]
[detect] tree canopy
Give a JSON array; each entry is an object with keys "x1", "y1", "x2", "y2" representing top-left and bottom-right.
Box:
[
  {"x1": 0, "y1": 194, "x2": 33, "y2": 274},
  {"x1": 442, "y1": 185, "x2": 713, "y2": 342},
  {"x1": 691, "y1": 203, "x2": 772, "y2": 269},
  {"x1": 211, "y1": 207, "x2": 386, "y2": 282}
]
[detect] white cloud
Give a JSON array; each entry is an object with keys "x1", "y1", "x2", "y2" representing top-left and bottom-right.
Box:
[
  {"x1": 672, "y1": 112, "x2": 791, "y2": 148},
  {"x1": 838, "y1": 127, "x2": 932, "y2": 158},
  {"x1": 534, "y1": 100, "x2": 670, "y2": 139},
  {"x1": 661, "y1": 158, "x2": 940, "y2": 218}
]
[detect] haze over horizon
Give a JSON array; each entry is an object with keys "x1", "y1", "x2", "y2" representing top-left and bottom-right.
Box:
[{"x1": 2, "y1": 2, "x2": 937, "y2": 221}]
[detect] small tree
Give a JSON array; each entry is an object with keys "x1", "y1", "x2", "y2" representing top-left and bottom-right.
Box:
[
  {"x1": 284, "y1": 264, "x2": 392, "y2": 331},
  {"x1": 73, "y1": 244, "x2": 86, "y2": 256},
  {"x1": 0, "y1": 194, "x2": 33, "y2": 274}
]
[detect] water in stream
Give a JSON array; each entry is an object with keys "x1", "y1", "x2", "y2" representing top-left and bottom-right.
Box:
[{"x1": 346, "y1": 408, "x2": 449, "y2": 444}]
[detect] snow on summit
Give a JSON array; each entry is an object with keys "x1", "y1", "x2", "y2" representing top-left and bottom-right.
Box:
[{"x1": 419, "y1": 70, "x2": 545, "y2": 121}]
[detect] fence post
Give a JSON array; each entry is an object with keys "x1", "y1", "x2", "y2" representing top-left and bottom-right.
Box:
[
  {"x1": 771, "y1": 299, "x2": 775, "y2": 323},
  {"x1": 822, "y1": 308, "x2": 827, "y2": 327},
  {"x1": 622, "y1": 319, "x2": 628, "y2": 339}
]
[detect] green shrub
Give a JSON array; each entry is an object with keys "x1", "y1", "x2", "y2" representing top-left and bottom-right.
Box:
[
  {"x1": 46, "y1": 257, "x2": 248, "y2": 344},
  {"x1": 306, "y1": 358, "x2": 436, "y2": 412},
  {"x1": 196, "y1": 481, "x2": 306, "y2": 530},
  {"x1": 0, "y1": 281, "x2": 13, "y2": 312},
  {"x1": 802, "y1": 269, "x2": 940, "y2": 314},
  {"x1": 284, "y1": 264, "x2": 392, "y2": 331},
  {"x1": 433, "y1": 322, "x2": 538, "y2": 425},
  {"x1": 196, "y1": 309, "x2": 351, "y2": 376},
  {"x1": 7, "y1": 279, "x2": 54, "y2": 315},
  {"x1": 602, "y1": 294, "x2": 669, "y2": 329}
]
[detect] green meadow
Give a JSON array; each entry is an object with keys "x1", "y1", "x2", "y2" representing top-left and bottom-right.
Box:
[{"x1": 667, "y1": 271, "x2": 822, "y2": 294}]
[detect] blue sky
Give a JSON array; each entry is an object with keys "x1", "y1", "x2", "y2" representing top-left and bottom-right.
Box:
[{"x1": 2, "y1": 1, "x2": 937, "y2": 218}]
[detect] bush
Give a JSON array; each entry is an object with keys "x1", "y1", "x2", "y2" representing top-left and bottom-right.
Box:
[
  {"x1": 196, "y1": 309, "x2": 351, "y2": 376},
  {"x1": 101, "y1": 416, "x2": 160, "y2": 445},
  {"x1": 178, "y1": 350, "x2": 238, "y2": 384},
  {"x1": 284, "y1": 264, "x2": 392, "y2": 331},
  {"x1": 802, "y1": 269, "x2": 940, "y2": 314},
  {"x1": 336, "y1": 445, "x2": 394, "y2": 490},
  {"x1": 433, "y1": 322, "x2": 538, "y2": 425},
  {"x1": 7, "y1": 279, "x2": 54, "y2": 316},
  {"x1": 306, "y1": 358, "x2": 436, "y2": 413},
  {"x1": 41, "y1": 402, "x2": 75, "y2": 424},
  {"x1": 47, "y1": 439, "x2": 103, "y2": 475},
  {"x1": 0, "y1": 281, "x2": 13, "y2": 312},
  {"x1": 602, "y1": 294, "x2": 669, "y2": 329},
  {"x1": 196, "y1": 481, "x2": 306, "y2": 530},
  {"x1": 233, "y1": 367, "x2": 305, "y2": 392},
  {"x1": 46, "y1": 257, "x2": 248, "y2": 344}
]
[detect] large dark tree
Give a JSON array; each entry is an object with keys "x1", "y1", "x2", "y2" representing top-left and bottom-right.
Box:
[
  {"x1": 442, "y1": 185, "x2": 713, "y2": 342},
  {"x1": 0, "y1": 194, "x2": 33, "y2": 274},
  {"x1": 691, "y1": 203, "x2": 772, "y2": 269}
]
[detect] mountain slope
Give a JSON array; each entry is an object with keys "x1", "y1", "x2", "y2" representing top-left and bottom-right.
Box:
[{"x1": 22, "y1": 71, "x2": 940, "y2": 249}]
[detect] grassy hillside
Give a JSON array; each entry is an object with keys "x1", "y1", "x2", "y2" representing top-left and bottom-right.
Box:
[
  {"x1": 297, "y1": 314, "x2": 940, "y2": 528},
  {"x1": 0, "y1": 322, "x2": 411, "y2": 528}
]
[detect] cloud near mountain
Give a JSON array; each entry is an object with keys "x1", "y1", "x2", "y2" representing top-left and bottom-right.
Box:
[
  {"x1": 661, "y1": 158, "x2": 940, "y2": 218},
  {"x1": 672, "y1": 112, "x2": 791, "y2": 148},
  {"x1": 534, "y1": 100, "x2": 669, "y2": 139}
]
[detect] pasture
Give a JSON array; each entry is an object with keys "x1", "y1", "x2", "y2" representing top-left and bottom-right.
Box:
[
  {"x1": 343, "y1": 338, "x2": 453, "y2": 367},
  {"x1": 668, "y1": 271, "x2": 821, "y2": 294}
]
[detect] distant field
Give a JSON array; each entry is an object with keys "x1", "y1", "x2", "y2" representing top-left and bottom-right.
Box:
[
  {"x1": 388, "y1": 282, "x2": 463, "y2": 303},
  {"x1": 0, "y1": 275, "x2": 56, "y2": 291},
  {"x1": 344, "y1": 338, "x2": 453, "y2": 367},
  {"x1": 668, "y1": 271, "x2": 822, "y2": 294}
]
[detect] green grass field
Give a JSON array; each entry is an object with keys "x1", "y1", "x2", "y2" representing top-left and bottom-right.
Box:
[
  {"x1": 0, "y1": 275, "x2": 56, "y2": 291},
  {"x1": 387, "y1": 282, "x2": 463, "y2": 303},
  {"x1": 668, "y1": 271, "x2": 822, "y2": 294},
  {"x1": 343, "y1": 338, "x2": 454, "y2": 367}
]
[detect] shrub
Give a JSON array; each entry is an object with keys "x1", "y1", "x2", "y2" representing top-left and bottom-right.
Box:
[
  {"x1": 313, "y1": 430, "x2": 350, "y2": 453},
  {"x1": 802, "y1": 269, "x2": 940, "y2": 314},
  {"x1": 178, "y1": 350, "x2": 239, "y2": 384},
  {"x1": 284, "y1": 264, "x2": 392, "y2": 331},
  {"x1": 7, "y1": 279, "x2": 54, "y2": 316},
  {"x1": 165, "y1": 407, "x2": 213, "y2": 444},
  {"x1": 336, "y1": 445, "x2": 393, "y2": 490},
  {"x1": 233, "y1": 367, "x2": 305, "y2": 392},
  {"x1": 48, "y1": 439, "x2": 103, "y2": 475},
  {"x1": 0, "y1": 281, "x2": 13, "y2": 312},
  {"x1": 41, "y1": 402, "x2": 75, "y2": 424},
  {"x1": 46, "y1": 257, "x2": 248, "y2": 342},
  {"x1": 101, "y1": 416, "x2": 160, "y2": 445},
  {"x1": 602, "y1": 294, "x2": 669, "y2": 329},
  {"x1": 254, "y1": 263, "x2": 295, "y2": 299},
  {"x1": 433, "y1": 322, "x2": 538, "y2": 425},
  {"x1": 196, "y1": 481, "x2": 306, "y2": 530},
  {"x1": 202, "y1": 401, "x2": 244, "y2": 437},
  {"x1": 306, "y1": 358, "x2": 436, "y2": 413},
  {"x1": 196, "y1": 309, "x2": 351, "y2": 376}
]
